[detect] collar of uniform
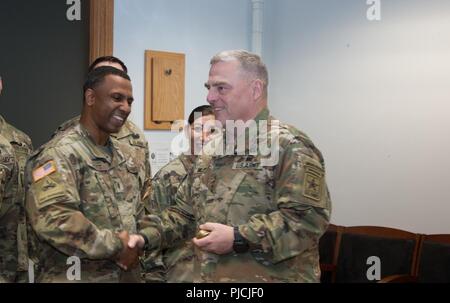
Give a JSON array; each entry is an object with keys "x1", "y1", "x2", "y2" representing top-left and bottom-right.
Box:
[
  {"x1": 179, "y1": 153, "x2": 195, "y2": 172},
  {"x1": 202, "y1": 108, "x2": 272, "y2": 158},
  {"x1": 111, "y1": 123, "x2": 130, "y2": 140},
  {"x1": 254, "y1": 107, "x2": 270, "y2": 124},
  {"x1": 248, "y1": 107, "x2": 273, "y2": 149},
  {"x1": 77, "y1": 124, "x2": 120, "y2": 165},
  {"x1": 228, "y1": 107, "x2": 272, "y2": 155}
]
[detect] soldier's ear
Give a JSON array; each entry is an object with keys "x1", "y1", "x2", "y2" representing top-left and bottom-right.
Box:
[
  {"x1": 251, "y1": 79, "x2": 264, "y2": 102},
  {"x1": 84, "y1": 88, "x2": 96, "y2": 106}
]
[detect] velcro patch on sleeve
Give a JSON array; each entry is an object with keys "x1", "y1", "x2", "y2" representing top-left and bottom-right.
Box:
[
  {"x1": 33, "y1": 160, "x2": 57, "y2": 183},
  {"x1": 302, "y1": 164, "x2": 324, "y2": 202},
  {"x1": 34, "y1": 175, "x2": 68, "y2": 207}
]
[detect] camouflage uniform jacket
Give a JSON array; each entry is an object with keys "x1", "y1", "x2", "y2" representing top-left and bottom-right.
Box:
[
  {"x1": 0, "y1": 115, "x2": 33, "y2": 282},
  {"x1": 25, "y1": 124, "x2": 144, "y2": 282},
  {"x1": 140, "y1": 108, "x2": 332, "y2": 282},
  {"x1": 53, "y1": 116, "x2": 151, "y2": 195},
  {"x1": 144, "y1": 154, "x2": 195, "y2": 282}
]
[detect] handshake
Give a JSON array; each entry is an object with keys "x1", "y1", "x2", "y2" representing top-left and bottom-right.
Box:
[{"x1": 113, "y1": 231, "x2": 146, "y2": 271}]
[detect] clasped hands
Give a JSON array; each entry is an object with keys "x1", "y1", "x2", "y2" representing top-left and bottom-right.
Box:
[
  {"x1": 114, "y1": 231, "x2": 145, "y2": 271},
  {"x1": 114, "y1": 223, "x2": 235, "y2": 270}
]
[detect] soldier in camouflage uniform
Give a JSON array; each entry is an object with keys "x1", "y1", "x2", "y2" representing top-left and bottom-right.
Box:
[
  {"x1": 52, "y1": 56, "x2": 151, "y2": 196},
  {"x1": 143, "y1": 105, "x2": 215, "y2": 282},
  {"x1": 53, "y1": 116, "x2": 150, "y2": 197},
  {"x1": 25, "y1": 67, "x2": 143, "y2": 282},
  {"x1": 131, "y1": 50, "x2": 331, "y2": 282},
  {"x1": 0, "y1": 76, "x2": 33, "y2": 283}
]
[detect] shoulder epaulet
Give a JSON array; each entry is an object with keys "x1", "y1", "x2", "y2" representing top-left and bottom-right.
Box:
[
  {"x1": 276, "y1": 122, "x2": 312, "y2": 146},
  {"x1": 2, "y1": 121, "x2": 32, "y2": 148},
  {"x1": 115, "y1": 120, "x2": 145, "y2": 140},
  {"x1": 51, "y1": 116, "x2": 80, "y2": 139},
  {"x1": 277, "y1": 122, "x2": 325, "y2": 167},
  {"x1": 28, "y1": 144, "x2": 46, "y2": 161},
  {"x1": 30, "y1": 127, "x2": 79, "y2": 160}
]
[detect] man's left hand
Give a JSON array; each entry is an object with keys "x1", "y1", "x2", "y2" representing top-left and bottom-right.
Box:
[{"x1": 192, "y1": 222, "x2": 234, "y2": 254}]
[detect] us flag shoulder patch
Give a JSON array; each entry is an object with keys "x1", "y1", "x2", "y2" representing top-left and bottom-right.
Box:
[{"x1": 33, "y1": 160, "x2": 57, "y2": 183}]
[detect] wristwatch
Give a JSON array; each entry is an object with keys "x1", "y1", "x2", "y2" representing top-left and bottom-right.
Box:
[{"x1": 233, "y1": 226, "x2": 250, "y2": 253}]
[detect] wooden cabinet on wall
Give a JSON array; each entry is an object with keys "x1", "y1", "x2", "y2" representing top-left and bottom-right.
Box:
[{"x1": 145, "y1": 50, "x2": 185, "y2": 130}]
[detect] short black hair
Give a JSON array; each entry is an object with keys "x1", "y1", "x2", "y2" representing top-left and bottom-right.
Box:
[
  {"x1": 188, "y1": 105, "x2": 214, "y2": 125},
  {"x1": 88, "y1": 56, "x2": 128, "y2": 73},
  {"x1": 83, "y1": 66, "x2": 131, "y2": 97}
]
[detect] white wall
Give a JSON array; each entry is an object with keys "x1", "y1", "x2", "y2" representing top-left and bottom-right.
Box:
[
  {"x1": 114, "y1": 0, "x2": 250, "y2": 153},
  {"x1": 264, "y1": 0, "x2": 450, "y2": 233},
  {"x1": 115, "y1": 0, "x2": 450, "y2": 233}
]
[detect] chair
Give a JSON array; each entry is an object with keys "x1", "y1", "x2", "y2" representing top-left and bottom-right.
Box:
[
  {"x1": 334, "y1": 226, "x2": 420, "y2": 283},
  {"x1": 319, "y1": 224, "x2": 342, "y2": 283},
  {"x1": 414, "y1": 234, "x2": 450, "y2": 283}
]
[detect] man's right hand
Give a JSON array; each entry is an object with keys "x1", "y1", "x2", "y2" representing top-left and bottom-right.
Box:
[
  {"x1": 128, "y1": 234, "x2": 146, "y2": 250},
  {"x1": 114, "y1": 231, "x2": 142, "y2": 271}
]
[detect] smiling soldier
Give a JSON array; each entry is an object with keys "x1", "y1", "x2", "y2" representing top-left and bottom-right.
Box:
[{"x1": 25, "y1": 67, "x2": 143, "y2": 282}]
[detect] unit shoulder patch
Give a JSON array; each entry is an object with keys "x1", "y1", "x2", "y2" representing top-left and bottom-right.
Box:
[
  {"x1": 34, "y1": 174, "x2": 67, "y2": 207},
  {"x1": 302, "y1": 163, "x2": 324, "y2": 202}
]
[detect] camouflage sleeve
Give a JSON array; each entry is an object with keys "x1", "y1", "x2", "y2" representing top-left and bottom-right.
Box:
[
  {"x1": 0, "y1": 160, "x2": 10, "y2": 207},
  {"x1": 0, "y1": 149, "x2": 18, "y2": 282},
  {"x1": 139, "y1": 140, "x2": 152, "y2": 212},
  {"x1": 146, "y1": 170, "x2": 177, "y2": 214},
  {"x1": 141, "y1": 174, "x2": 167, "y2": 282},
  {"x1": 239, "y1": 142, "x2": 331, "y2": 263},
  {"x1": 135, "y1": 193, "x2": 146, "y2": 226},
  {"x1": 16, "y1": 134, "x2": 33, "y2": 275},
  {"x1": 0, "y1": 170, "x2": 4, "y2": 208},
  {"x1": 137, "y1": 142, "x2": 151, "y2": 224},
  {"x1": 139, "y1": 176, "x2": 196, "y2": 251},
  {"x1": 0, "y1": 143, "x2": 14, "y2": 207},
  {"x1": 0, "y1": 197, "x2": 19, "y2": 282},
  {"x1": 25, "y1": 148, "x2": 123, "y2": 260},
  {"x1": 144, "y1": 140, "x2": 152, "y2": 181},
  {"x1": 143, "y1": 173, "x2": 163, "y2": 215}
]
